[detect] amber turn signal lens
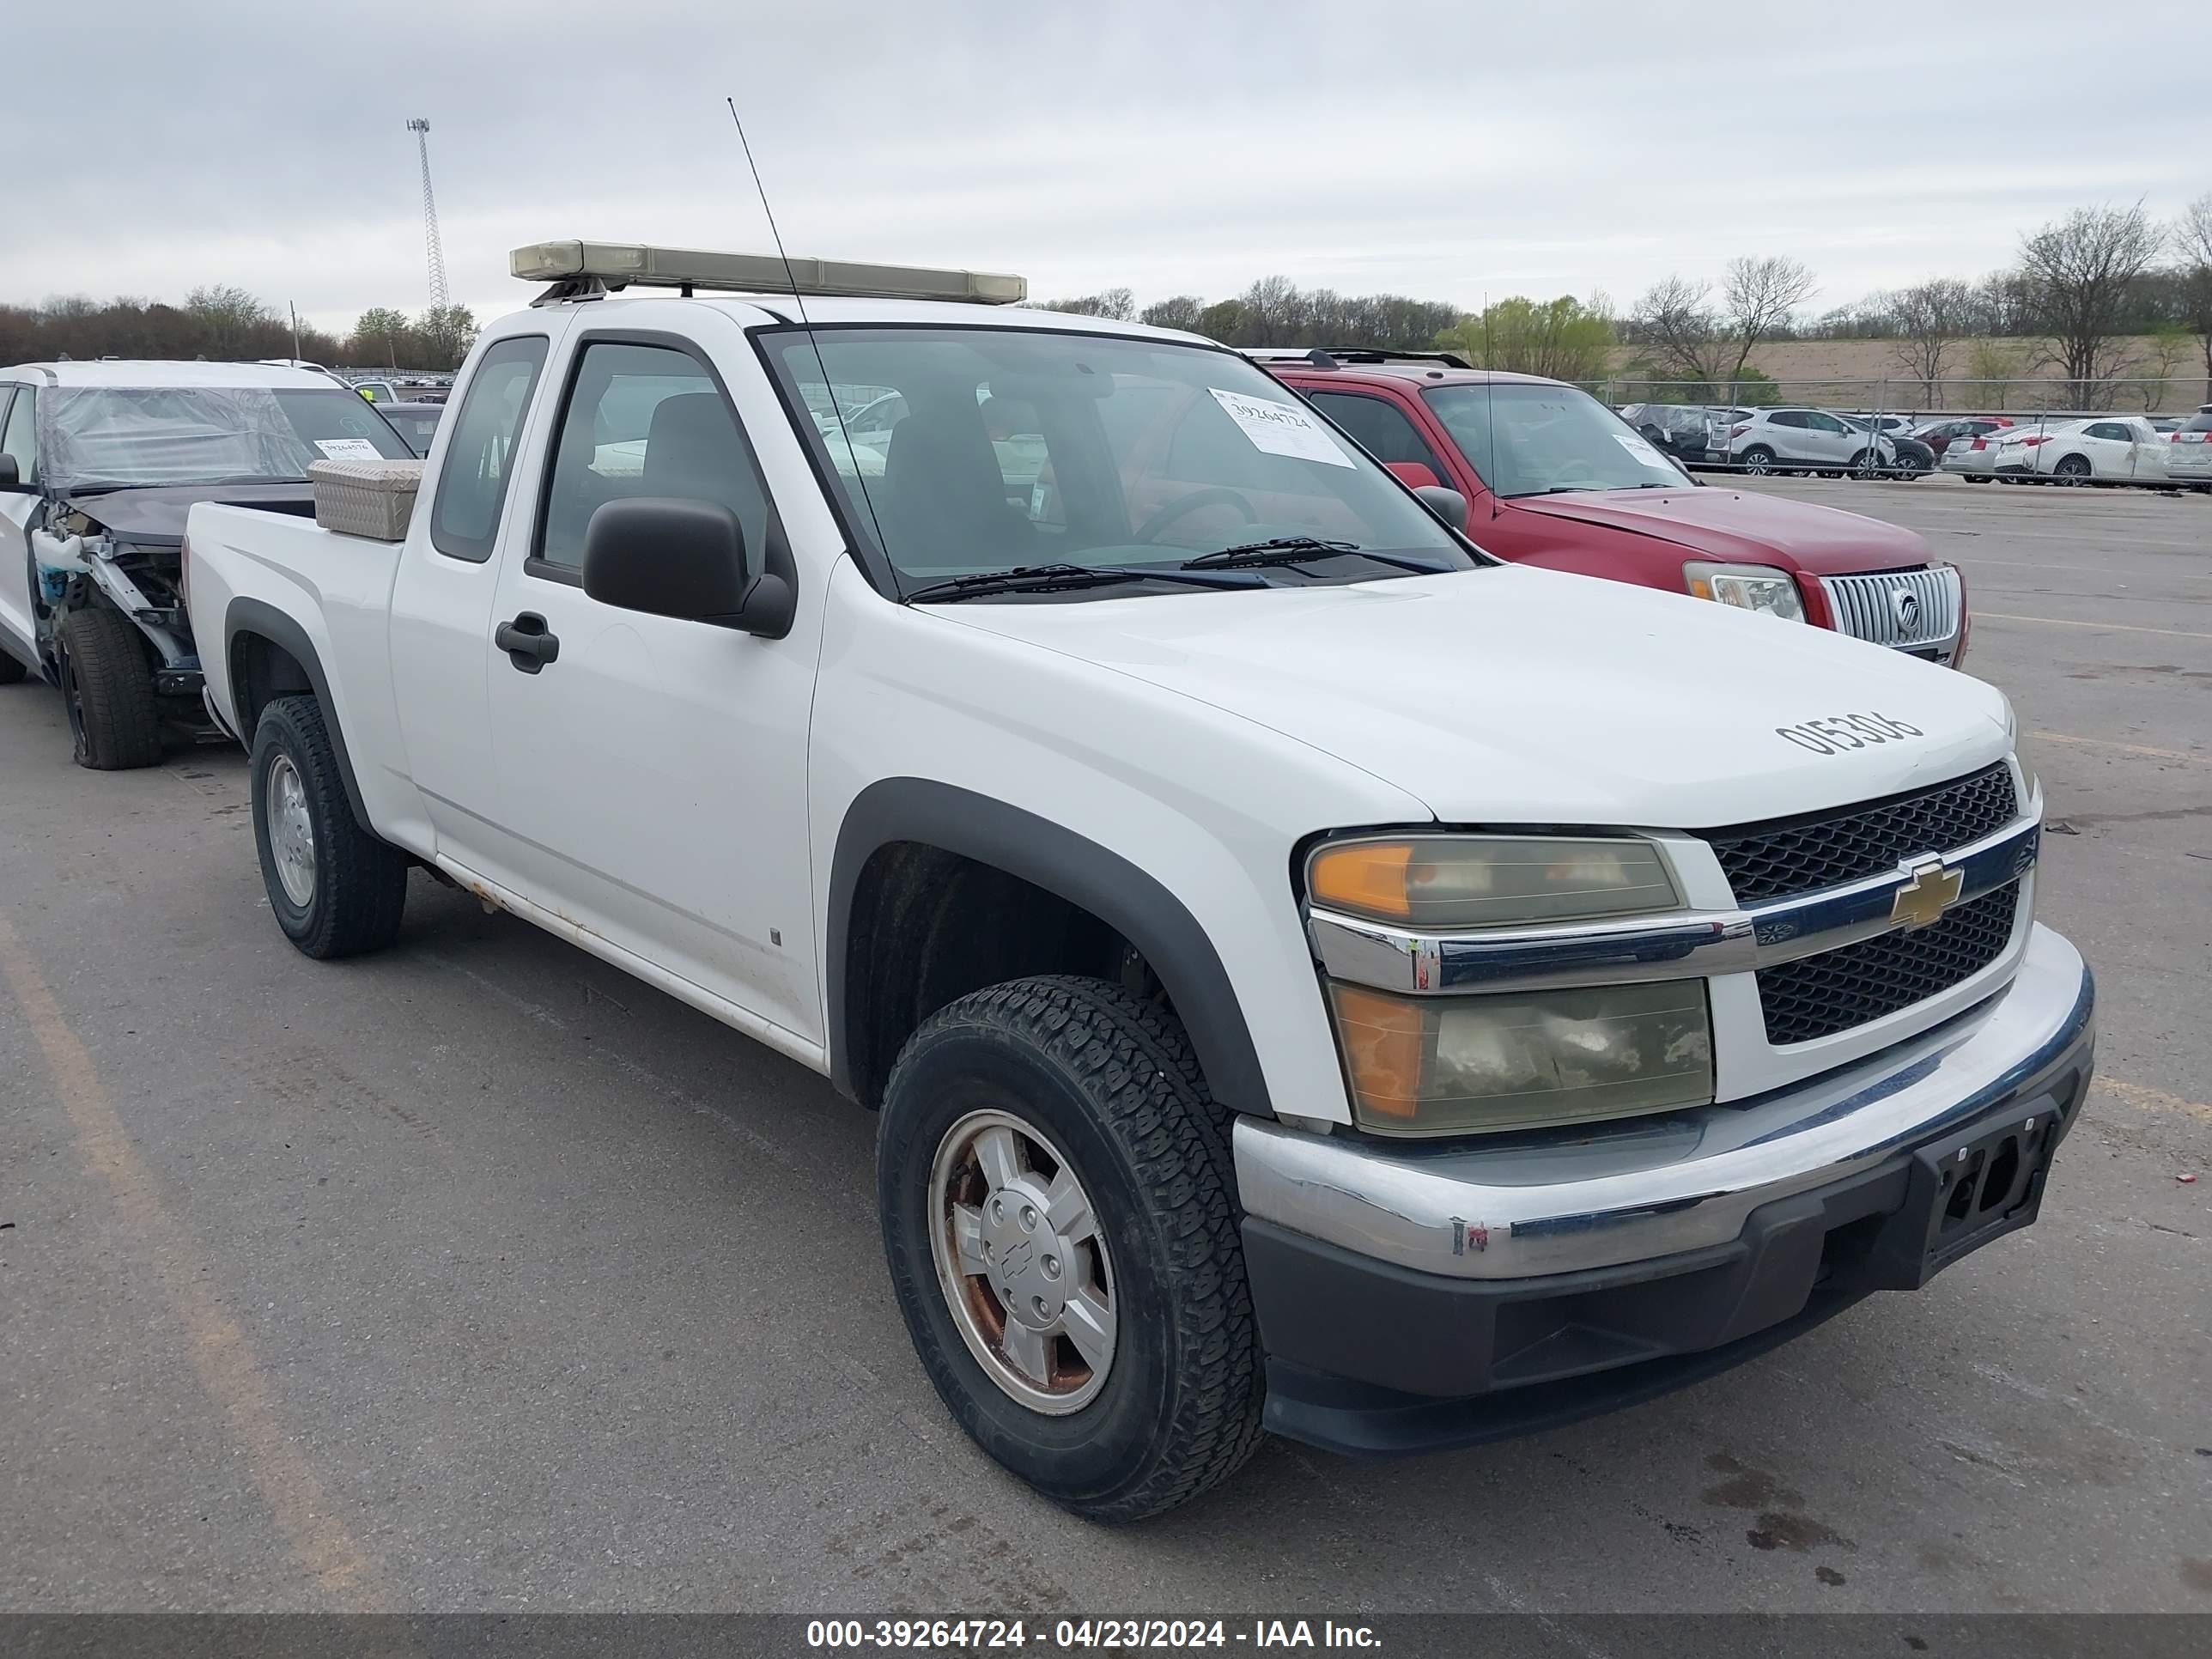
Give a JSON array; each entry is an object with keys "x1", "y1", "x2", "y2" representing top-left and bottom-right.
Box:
[
  {"x1": 1309, "y1": 841, "x2": 1415, "y2": 919},
  {"x1": 1325, "y1": 983, "x2": 1427, "y2": 1119}
]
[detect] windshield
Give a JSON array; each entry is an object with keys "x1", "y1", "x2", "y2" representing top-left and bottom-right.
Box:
[
  {"x1": 39, "y1": 386, "x2": 412, "y2": 490},
  {"x1": 1425, "y1": 382, "x2": 1691, "y2": 498},
  {"x1": 763, "y1": 326, "x2": 1471, "y2": 595}
]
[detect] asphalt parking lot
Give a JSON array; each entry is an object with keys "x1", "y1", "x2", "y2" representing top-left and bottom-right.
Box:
[{"x1": 3, "y1": 475, "x2": 2207, "y2": 1620}]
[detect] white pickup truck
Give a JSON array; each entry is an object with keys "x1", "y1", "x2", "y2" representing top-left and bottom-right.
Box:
[{"x1": 184, "y1": 240, "x2": 2094, "y2": 1522}]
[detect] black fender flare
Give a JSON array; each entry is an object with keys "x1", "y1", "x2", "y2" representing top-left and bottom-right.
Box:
[
  {"x1": 223, "y1": 597, "x2": 374, "y2": 831},
  {"x1": 827, "y1": 778, "x2": 1274, "y2": 1119}
]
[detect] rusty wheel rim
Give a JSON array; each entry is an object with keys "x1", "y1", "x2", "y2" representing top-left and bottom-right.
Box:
[{"x1": 928, "y1": 1107, "x2": 1116, "y2": 1415}]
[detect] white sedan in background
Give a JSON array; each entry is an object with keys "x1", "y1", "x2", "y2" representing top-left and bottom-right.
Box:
[{"x1": 1992, "y1": 416, "x2": 2172, "y2": 485}]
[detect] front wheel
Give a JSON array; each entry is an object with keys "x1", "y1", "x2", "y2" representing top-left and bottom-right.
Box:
[
  {"x1": 1739, "y1": 445, "x2": 1777, "y2": 476},
  {"x1": 1849, "y1": 448, "x2": 1884, "y2": 480},
  {"x1": 58, "y1": 605, "x2": 162, "y2": 769},
  {"x1": 878, "y1": 976, "x2": 1263, "y2": 1522},
  {"x1": 250, "y1": 696, "x2": 410, "y2": 958}
]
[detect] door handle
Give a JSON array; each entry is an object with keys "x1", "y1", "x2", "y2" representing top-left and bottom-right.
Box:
[{"x1": 495, "y1": 613, "x2": 560, "y2": 673}]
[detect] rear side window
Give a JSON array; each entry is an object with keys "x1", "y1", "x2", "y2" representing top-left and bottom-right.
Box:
[
  {"x1": 2183, "y1": 411, "x2": 2212, "y2": 433},
  {"x1": 1768, "y1": 411, "x2": 1807, "y2": 429},
  {"x1": 1, "y1": 385, "x2": 35, "y2": 483},
  {"x1": 429, "y1": 337, "x2": 549, "y2": 563},
  {"x1": 537, "y1": 340, "x2": 772, "y2": 573},
  {"x1": 1304, "y1": 391, "x2": 1449, "y2": 483}
]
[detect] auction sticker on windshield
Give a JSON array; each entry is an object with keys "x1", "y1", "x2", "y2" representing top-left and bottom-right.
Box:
[
  {"x1": 1613, "y1": 433, "x2": 1679, "y2": 472},
  {"x1": 314, "y1": 438, "x2": 385, "y2": 461},
  {"x1": 1210, "y1": 388, "x2": 1353, "y2": 468}
]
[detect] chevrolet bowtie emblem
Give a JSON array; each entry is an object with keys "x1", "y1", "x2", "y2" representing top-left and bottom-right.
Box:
[{"x1": 1892, "y1": 857, "x2": 1963, "y2": 929}]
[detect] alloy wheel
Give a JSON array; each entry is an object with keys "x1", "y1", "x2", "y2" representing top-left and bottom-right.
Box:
[{"x1": 928, "y1": 1107, "x2": 1116, "y2": 1414}]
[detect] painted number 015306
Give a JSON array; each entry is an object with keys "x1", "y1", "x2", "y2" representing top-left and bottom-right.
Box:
[{"x1": 1776, "y1": 712, "x2": 1923, "y2": 755}]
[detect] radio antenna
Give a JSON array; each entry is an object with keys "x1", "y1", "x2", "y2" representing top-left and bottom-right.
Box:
[
  {"x1": 725, "y1": 98, "x2": 890, "y2": 570},
  {"x1": 1481, "y1": 295, "x2": 1499, "y2": 520}
]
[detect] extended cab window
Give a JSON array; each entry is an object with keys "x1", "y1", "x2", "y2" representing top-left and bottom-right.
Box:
[
  {"x1": 765, "y1": 327, "x2": 1468, "y2": 593},
  {"x1": 430, "y1": 336, "x2": 548, "y2": 563},
  {"x1": 1303, "y1": 392, "x2": 1449, "y2": 483},
  {"x1": 537, "y1": 341, "x2": 771, "y2": 572}
]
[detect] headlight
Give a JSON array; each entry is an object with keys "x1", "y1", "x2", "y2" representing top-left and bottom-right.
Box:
[
  {"x1": 1308, "y1": 836, "x2": 1680, "y2": 928},
  {"x1": 1328, "y1": 980, "x2": 1714, "y2": 1136},
  {"x1": 1683, "y1": 562, "x2": 1806, "y2": 622}
]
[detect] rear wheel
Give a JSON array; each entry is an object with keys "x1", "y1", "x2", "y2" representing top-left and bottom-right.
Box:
[
  {"x1": 250, "y1": 695, "x2": 410, "y2": 958},
  {"x1": 1849, "y1": 448, "x2": 1883, "y2": 480},
  {"x1": 878, "y1": 975, "x2": 1263, "y2": 1522},
  {"x1": 2053, "y1": 454, "x2": 2093, "y2": 484},
  {"x1": 57, "y1": 605, "x2": 161, "y2": 769}
]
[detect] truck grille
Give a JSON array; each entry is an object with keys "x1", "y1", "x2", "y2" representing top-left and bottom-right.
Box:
[
  {"x1": 1757, "y1": 884, "x2": 2021, "y2": 1044},
  {"x1": 1820, "y1": 564, "x2": 1962, "y2": 653},
  {"x1": 1707, "y1": 763, "x2": 2020, "y2": 903}
]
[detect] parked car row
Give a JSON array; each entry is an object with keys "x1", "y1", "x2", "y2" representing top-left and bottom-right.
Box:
[{"x1": 1938, "y1": 414, "x2": 2188, "y2": 488}]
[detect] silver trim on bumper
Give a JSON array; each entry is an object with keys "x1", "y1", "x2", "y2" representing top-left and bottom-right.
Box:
[{"x1": 1235, "y1": 922, "x2": 2092, "y2": 1281}]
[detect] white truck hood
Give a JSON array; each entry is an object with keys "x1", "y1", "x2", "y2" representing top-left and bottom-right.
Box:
[{"x1": 938, "y1": 565, "x2": 2011, "y2": 830}]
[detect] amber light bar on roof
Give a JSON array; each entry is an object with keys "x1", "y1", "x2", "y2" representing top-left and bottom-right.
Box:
[{"x1": 510, "y1": 240, "x2": 1027, "y2": 305}]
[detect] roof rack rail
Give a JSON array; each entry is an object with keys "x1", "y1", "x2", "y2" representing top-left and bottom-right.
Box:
[
  {"x1": 511, "y1": 240, "x2": 1027, "y2": 307},
  {"x1": 1242, "y1": 346, "x2": 1474, "y2": 371}
]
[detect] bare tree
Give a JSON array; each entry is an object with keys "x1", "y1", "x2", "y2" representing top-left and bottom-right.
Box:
[
  {"x1": 2017, "y1": 201, "x2": 2165, "y2": 407},
  {"x1": 1033, "y1": 287, "x2": 1135, "y2": 321},
  {"x1": 1890, "y1": 277, "x2": 1974, "y2": 405},
  {"x1": 185, "y1": 283, "x2": 274, "y2": 359},
  {"x1": 1718, "y1": 256, "x2": 1816, "y2": 382},
  {"x1": 2176, "y1": 192, "x2": 2212, "y2": 402},
  {"x1": 1628, "y1": 274, "x2": 1727, "y2": 388},
  {"x1": 1139, "y1": 295, "x2": 1203, "y2": 331}
]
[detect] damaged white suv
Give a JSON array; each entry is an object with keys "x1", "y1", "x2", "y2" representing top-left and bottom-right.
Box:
[{"x1": 0, "y1": 362, "x2": 412, "y2": 767}]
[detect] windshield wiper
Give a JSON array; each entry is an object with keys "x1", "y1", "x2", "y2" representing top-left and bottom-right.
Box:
[
  {"x1": 1182, "y1": 537, "x2": 1449, "y2": 574},
  {"x1": 902, "y1": 562, "x2": 1262, "y2": 603}
]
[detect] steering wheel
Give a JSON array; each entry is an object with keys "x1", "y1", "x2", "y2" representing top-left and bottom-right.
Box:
[{"x1": 1133, "y1": 487, "x2": 1258, "y2": 545}]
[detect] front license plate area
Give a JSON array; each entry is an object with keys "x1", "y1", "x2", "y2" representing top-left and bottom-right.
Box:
[{"x1": 1908, "y1": 1109, "x2": 2057, "y2": 1283}]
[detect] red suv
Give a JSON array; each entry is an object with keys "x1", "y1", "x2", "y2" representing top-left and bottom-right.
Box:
[{"x1": 1259, "y1": 349, "x2": 1968, "y2": 665}]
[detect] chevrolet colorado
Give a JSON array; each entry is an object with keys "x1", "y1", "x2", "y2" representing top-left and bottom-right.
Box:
[{"x1": 182, "y1": 240, "x2": 2094, "y2": 1522}]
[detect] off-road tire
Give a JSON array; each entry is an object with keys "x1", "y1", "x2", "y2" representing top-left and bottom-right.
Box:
[
  {"x1": 878, "y1": 975, "x2": 1264, "y2": 1522},
  {"x1": 250, "y1": 695, "x2": 409, "y2": 958},
  {"x1": 58, "y1": 605, "x2": 161, "y2": 769}
]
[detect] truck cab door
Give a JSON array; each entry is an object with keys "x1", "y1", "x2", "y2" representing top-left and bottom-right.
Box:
[
  {"x1": 475, "y1": 316, "x2": 825, "y2": 1049},
  {"x1": 387, "y1": 325, "x2": 569, "y2": 871}
]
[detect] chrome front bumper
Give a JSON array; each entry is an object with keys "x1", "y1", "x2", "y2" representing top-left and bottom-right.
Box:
[{"x1": 1235, "y1": 922, "x2": 2093, "y2": 1283}]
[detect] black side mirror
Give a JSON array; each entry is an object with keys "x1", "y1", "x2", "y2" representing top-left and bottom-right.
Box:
[
  {"x1": 0, "y1": 455, "x2": 21, "y2": 490},
  {"x1": 1414, "y1": 484, "x2": 1469, "y2": 532},
  {"x1": 580, "y1": 496, "x2": 794, "y2": 638}
]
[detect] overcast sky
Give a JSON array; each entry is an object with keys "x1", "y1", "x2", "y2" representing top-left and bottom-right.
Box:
[{"x1": 8, "y1": 2, "x2": 2205, "y2": 335}]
